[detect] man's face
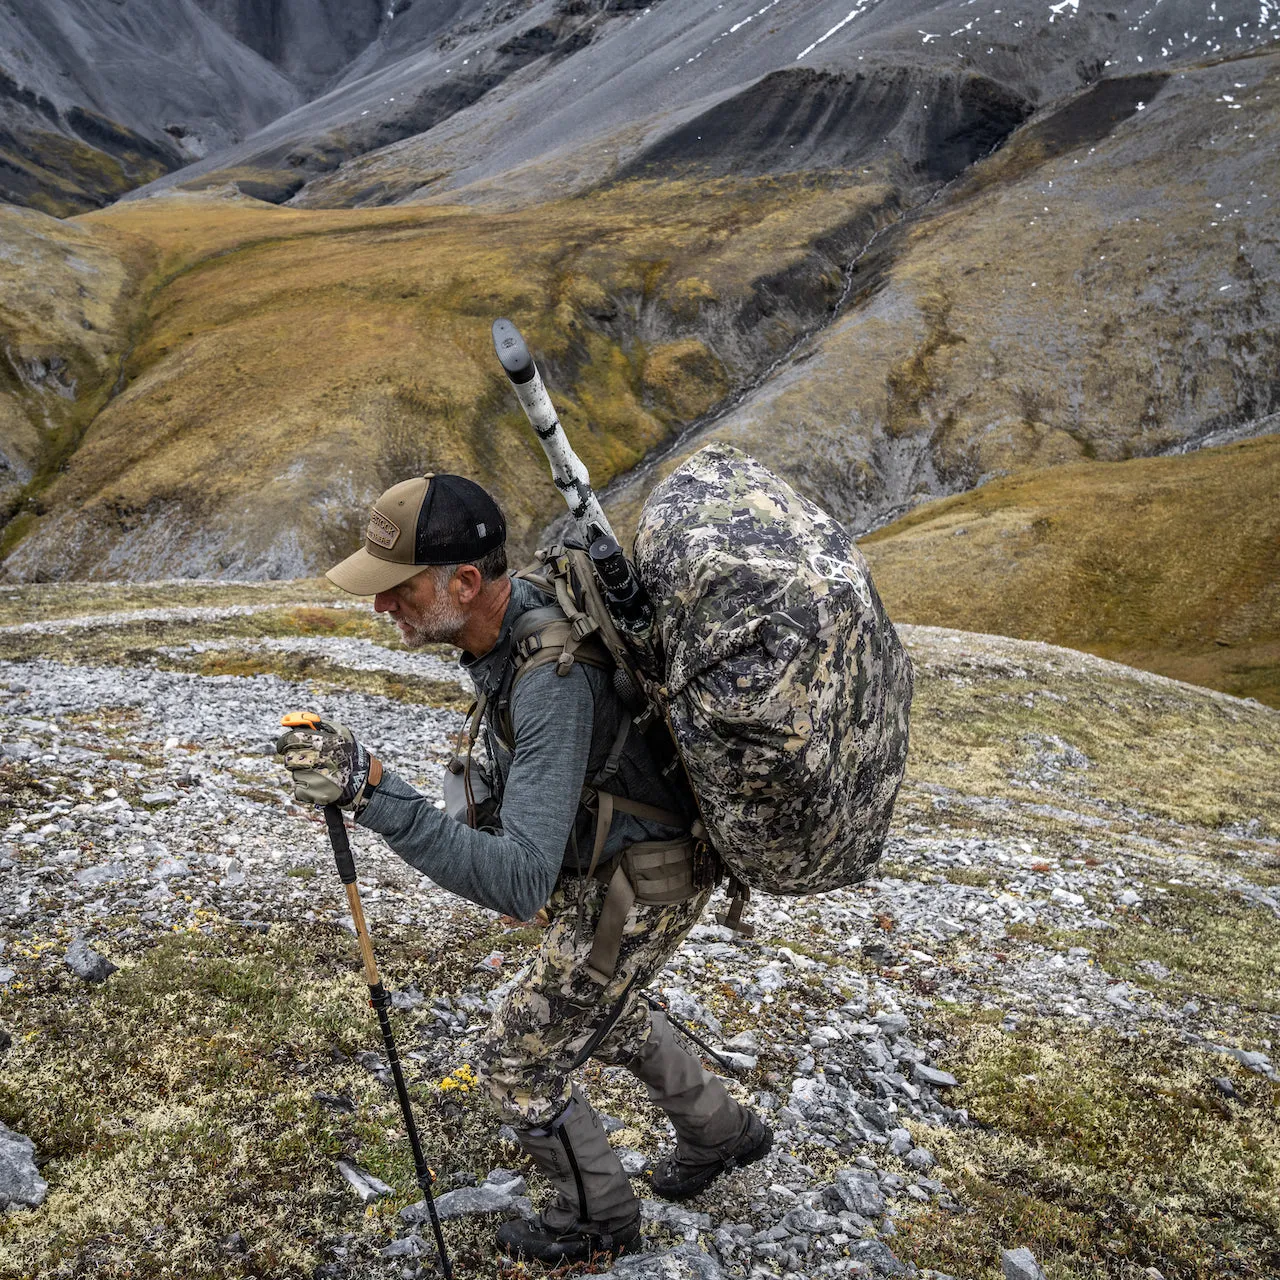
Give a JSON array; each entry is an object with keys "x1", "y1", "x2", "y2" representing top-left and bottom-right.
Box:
[{"x1": 373, "y1": 567, "x2": 466, "y2": 648}]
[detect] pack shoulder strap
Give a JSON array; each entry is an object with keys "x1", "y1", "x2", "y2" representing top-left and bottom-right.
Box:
[{"x1": 494, "y1": 595, "x2": 614, "y2": 749}]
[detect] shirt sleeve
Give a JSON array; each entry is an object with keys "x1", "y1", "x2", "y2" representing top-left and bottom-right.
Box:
[{"x1": 356, "y1": 662, "x2": 595, "y2": 920}]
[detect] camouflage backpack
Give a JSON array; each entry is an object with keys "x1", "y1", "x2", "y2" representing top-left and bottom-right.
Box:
[{"x1": 631, "y1": 443, "x2": 914, "y2": 901}]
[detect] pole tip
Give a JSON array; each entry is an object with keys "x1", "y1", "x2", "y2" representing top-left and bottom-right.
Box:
[{"x1": 492, "y1": 318, "x2": 535, "y2": 385}]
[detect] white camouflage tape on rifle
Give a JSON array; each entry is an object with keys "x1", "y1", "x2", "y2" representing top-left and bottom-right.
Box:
[{"x1": 491, "y1": 318, "x2": 613, "y2": 545}]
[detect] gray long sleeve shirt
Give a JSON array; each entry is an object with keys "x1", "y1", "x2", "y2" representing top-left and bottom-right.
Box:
[{"x1": 357, "y1": 575, "x2": 689, "y2": 920}]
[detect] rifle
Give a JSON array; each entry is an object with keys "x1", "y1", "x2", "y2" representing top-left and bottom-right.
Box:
[{"x1": 491, "y1": 318, "x2": 653, "y2": 637}]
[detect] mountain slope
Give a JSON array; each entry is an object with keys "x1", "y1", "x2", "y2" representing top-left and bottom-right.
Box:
[
  {"x1": 599, "y1": 47, "x2": 1280, "y2": 535},
  {"x1": 0, "y1": 0, "x2": 306, "y2": 212},
  {"x1": 149, "y1": 0, "x2": 1278, "y2": 208},
  {"x1": 860, "y1": 433, "x2": 1280, "y2": 708}
]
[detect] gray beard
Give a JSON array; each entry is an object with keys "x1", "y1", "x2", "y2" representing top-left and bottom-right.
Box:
[{"x1": 395, "y1": 592, "x2": 467, "y2": 648}]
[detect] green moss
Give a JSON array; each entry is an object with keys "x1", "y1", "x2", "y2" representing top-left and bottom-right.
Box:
[
  {"x1": 1052, "y1": 883, "x2": 1280, "y2": 1016},
  {"x1": 895, "y1": 1022, "x2": 1280, "y2": 1278}
]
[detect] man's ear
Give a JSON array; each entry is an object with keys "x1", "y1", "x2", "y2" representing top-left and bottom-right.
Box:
[{"x1": 452, "y1": 563, "x2": 485, "y2": 604}]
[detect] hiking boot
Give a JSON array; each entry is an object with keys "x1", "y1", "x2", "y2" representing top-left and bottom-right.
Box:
[
  {"x1": 494, "y1": 1214, "x2": 642, "y2": 1264},
  {"x1": 649, "y1": 1108, "x2": 774, "y2": 1200},
  {"x1": 627, "y1": 1009, "x2": 774, "y2": 1201},
  {"x1": 494, "y1": 1087, "x2": 642, "y2": 1264}
]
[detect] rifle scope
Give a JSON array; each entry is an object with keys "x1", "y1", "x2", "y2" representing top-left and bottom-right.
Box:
[{"x1": 589, "y1": 535, "x2": 653, "y2": 633}]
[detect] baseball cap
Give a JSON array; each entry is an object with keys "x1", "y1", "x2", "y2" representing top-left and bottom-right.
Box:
[{"x1": 326, "y1": 473, "x2": 507, "y2": 596}]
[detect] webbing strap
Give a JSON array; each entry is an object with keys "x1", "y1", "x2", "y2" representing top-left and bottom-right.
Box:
[
  {"x1": 602, "y1": 792, "x2": 687, "y2": 829},
  {"x1": 587, "y1": 791, "x2": 614, "y2": 884},
  {"x1": 593, "y1": 717, "x2": 631, "y2": 787},
  {"x1": 574, "y1": 791, "x2": 614, "y2": 948},
  {"x1": 449, "y1": 693, "x2": 487, "y2": 828},
  {"x1": 587, "y1": 863, "x2": 635, "y2": 986}
]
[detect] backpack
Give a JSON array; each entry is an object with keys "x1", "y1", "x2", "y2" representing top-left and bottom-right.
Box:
[{"x1": 632, "y1": 443, "x2": 914, "y2": 899}]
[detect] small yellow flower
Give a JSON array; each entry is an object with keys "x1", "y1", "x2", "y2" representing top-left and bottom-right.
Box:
[{"x1": 437, "y1": 1063, "x2": 478, "y2": 1093}]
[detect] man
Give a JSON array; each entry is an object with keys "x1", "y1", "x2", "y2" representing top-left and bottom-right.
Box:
[{"x1": 277, "y1": 473, "x2": 771, "y2": 1264}]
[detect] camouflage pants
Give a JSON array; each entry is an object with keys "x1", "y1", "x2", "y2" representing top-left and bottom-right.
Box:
[{"x1": 476, "y1": 871, "x2": 713, "y2": 1128}]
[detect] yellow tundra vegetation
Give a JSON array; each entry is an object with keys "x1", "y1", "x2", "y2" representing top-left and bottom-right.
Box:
[
  {"x1": 1, "y1": 175, "x2": 888, "y2": 579},
  {"x1": 861, "y1": 434, "x2": 1280, "y2": 708}
]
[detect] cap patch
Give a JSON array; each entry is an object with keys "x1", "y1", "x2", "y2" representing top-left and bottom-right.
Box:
[{"x1": 367, "y1": 509, "x2": 400, "y2": 550}]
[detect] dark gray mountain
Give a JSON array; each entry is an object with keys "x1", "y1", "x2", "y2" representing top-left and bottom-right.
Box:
[
  {"x1": 131, "y1": 0, "x2": 1279, "y2": 209},
  {"x1": 5, "y1": 0, "x2": 1277, "y2": 215}
]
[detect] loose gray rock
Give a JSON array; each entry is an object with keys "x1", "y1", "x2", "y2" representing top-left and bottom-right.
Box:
[
  {"x1": 782, "y1": 1207, "x2": 841, "y2": 1233},
  {"x1": 221, "y1": 1231, "x2": 248, "y2": 1254},
  {"x1": 641, "y1": 1199, "x2": 712, "y2": 1239},
  {"x1": 1224, "y1": 1047, "x2": 1272, "y2": 1073},
  {"x1": 888, "y1": 1126, "x2": 913, "y2": 1155},
  {"x1": 850, "y1": 1238, "x2": 911, "y2": 1276},
  {"x1": 905, "y1": 1146, "x2": 936, "y2": 1171},
  {"x1": 597, "y1": 1243, "x2": 725, "y2": 1279},
  {"x1": 336, "y1": 1160, "x2": 394, "y2": 1204},
  {"x1": 380, "y1": 1235, "x2": 425, "y2": 1258},
  {"x1": 1002, "y1": 1246, "x2": 1048, "y2": 1280},
  {"x1": 406, "y1": 1182, "x2": 522, "y2": 1220},
  {"x1": 65, "y1": 938, "x2": 117, "y2": 983},
  {"x1": 0, "y1": 1121, "x2": 48, "y2": 1209},
  {"x1": 914, "y1": 1063, "x2": 959, "y2": 1088},
  {"x1": 483, "y1": 1168, "x2": 527, "y2": 1195},
  {"x1": 74, "y1": 862, "x2": 127, "y2": 887},
  {"x1": 713, "y1": 1050, "x2": 758, "y2": 1072},
  {"x1": 874, "y1": 1012, "x2": 910, "y2": 1037},
  {"x1": 827, "y1": 1168, "x2": 886, "y2": 1218}
]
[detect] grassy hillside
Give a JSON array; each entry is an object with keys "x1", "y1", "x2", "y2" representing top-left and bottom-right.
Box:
[
  {"x1": 0, "y1": 205, "x2": 152, "y2": 543},
  {"x1": 0, "y1": 175, "x2": 891, "y2": 580},
  {"x1": 861, "y1": 434, "x2": 1280, "y2": 708}
]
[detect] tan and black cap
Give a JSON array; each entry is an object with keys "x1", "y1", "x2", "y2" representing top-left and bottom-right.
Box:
[{"x1": 326, "y1": 473, "x2": 506, "y2": 596}]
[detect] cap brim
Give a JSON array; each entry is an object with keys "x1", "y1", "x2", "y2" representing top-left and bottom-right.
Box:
[{"x1": 325, "y1": 546, "x2": 425, "y2": 596}]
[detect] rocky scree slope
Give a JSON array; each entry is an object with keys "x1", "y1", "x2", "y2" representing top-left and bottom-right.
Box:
[
  {"x1": 0, "y1": 0, "x2": 490, "y2": 215},
  {"x1": 0, "y1": 583, "x2": 1275, "y2": 1277}
]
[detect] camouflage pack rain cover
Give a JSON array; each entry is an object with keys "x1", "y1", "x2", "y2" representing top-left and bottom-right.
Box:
[{"x1": 632, "y1": 443, "x2": 913, "y2": 895}]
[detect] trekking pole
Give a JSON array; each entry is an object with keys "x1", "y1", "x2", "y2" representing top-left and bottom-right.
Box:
[
  {"x1": 323, "y1": 806, "x2": 453, "y2": 1280},
  {"x1": 640, "y1": 990, "x2": 740, "y2": 1074}
]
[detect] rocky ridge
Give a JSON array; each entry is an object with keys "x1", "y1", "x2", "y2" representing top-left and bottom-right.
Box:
[{"x1": 0, "y1": 590, "x2": 1276, "y2": 1276}]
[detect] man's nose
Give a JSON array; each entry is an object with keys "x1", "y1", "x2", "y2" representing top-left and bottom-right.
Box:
[{"x1": 373, "y1": 592, "x2": 397, "y2": 614}]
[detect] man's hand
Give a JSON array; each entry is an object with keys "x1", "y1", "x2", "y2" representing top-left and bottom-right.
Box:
[{"x1": 277, "y1": 712, "x2": 374, "y2": 810}]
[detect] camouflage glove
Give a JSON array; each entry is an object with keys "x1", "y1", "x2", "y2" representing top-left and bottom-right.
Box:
[{"x1": 276, "y1": 713, "x2": 375, "y2": 811}]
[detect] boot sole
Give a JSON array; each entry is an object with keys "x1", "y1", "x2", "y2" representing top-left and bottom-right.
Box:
[
  {"x1": 496, "y1": 1219, "x2": 643, "y2": 1264},
  {"x1": 650, "y1": 1118, "x2": 774, "y2": 1201}
]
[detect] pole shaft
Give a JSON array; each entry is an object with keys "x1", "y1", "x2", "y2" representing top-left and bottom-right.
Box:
[
  {"x1": 344, "y1": 882, "x2": 380, "y2": 987},
  {"x1": 322, "y1": 807, "x2": 453, "y2": 1279},
  {"x1": 642, "y1": 991, "x2": 738, "y2": 1073}
]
